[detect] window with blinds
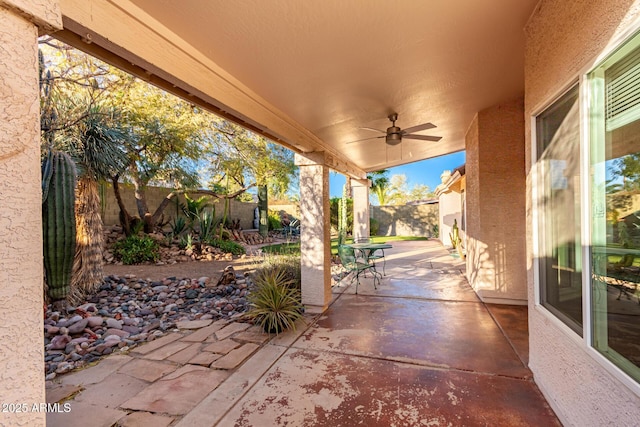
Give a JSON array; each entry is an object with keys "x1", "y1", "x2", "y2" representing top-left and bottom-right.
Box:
[{"x1": 605, "y1": 46, "x2": 640, "y2": 131}]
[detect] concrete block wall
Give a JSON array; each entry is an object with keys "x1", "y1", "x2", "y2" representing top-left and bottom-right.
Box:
[
  {"x1": 371, "y1": 204, "x2": 438, "y2": 237},
  {"x1": 100, "y1": 183, "x2": 258, "y2": 230}
]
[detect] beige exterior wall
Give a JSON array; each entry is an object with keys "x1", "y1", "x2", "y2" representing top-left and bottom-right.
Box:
[
  {"x1": 525, "y1": 1, "x2": 640, "y2": 425},
  {"x1": 466, "y1": 98, "x2": 527, "y2": 305},
  {"x1": 438, "y1": 177, "x2": 465, "y2": 247},
  {"x1": 0, "y1": 1, "x2": 62, "y2": 425}
]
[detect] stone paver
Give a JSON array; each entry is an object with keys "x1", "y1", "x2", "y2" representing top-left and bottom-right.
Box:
[
  {"x1": 176, "y1": 319, "x2": 213, "y2": 329},
  {"x1": 46, "y1": 384, "x2": 82, "y2": 404},
  {"x1": 47, "y1": 402, "x2": 125, "y2": 427},
  {"x1": 117, "y1": 411, "x2": 174, "y2": 427},
  {"x1": 203, "y1": 338, "x2": 240, "y2": 354},
  {"x1": 118, "y1": 358, "x2": 178, "y2": 382},
  {"x1": 176, "y1": 344, "x2": 288, "y2": 427},
  {"x1": 167, "y1": 342, "x2": 203, "y2": 364},
  {"x1": 74, "y1": 373, "x2": 148, "y2": 408},
  {"x1": 233, "y1": 327, "x2": 270, "y2": 344},
  {"x1": 189, "y1": 352, "x2": 222, "y2": 366},
  {"x1": 215, "y1": 322, "x2": 251, "y2": 340},
  {"x1": 60, "y1": 355, "x2": 132, "y2": 386},
  {"x1": 211, "y1": 343, "x2": 260, "y2": 370},
  {"x1": 130, "y1": 332, "x2": 182, "y2": 355},
  {"x1": 121, "y1": 366, "x2": 228, "y2": 415},
  {"x1": 142, "y1": 340, "x2": 191, "y2": 361},
  {"x1": 180, "y1": 320, "x2": 228, "y2": 342}
]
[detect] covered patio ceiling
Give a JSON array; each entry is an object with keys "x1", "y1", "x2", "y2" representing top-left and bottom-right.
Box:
[{"x1": 58, "y1": 0, "x2": 538, "y2": 179}]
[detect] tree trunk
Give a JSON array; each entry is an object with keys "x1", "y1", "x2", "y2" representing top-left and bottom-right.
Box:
[
  {"x1": 69, "y1": 177, "x2": 104, "y2": 304},
  {"x1": 132, "y1": 170, "x2": 154, "y2": 233},
  {"x1": 111, "y1": 175, "x2": 135, "y2": 235}
]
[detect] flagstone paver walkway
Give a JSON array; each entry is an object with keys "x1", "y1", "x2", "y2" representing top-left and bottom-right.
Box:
[{"x1": 47, "y1": 319, "x2": 282, "y2": 426}]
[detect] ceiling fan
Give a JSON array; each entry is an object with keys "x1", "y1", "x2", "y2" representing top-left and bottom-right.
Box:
[{"x1": 347, "y1": 113, "x2": 442, "y2": 146}]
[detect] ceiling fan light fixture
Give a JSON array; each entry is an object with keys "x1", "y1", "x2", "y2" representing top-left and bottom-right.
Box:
[{"x1": 386, "y1": 132, "x2": 402, "y2": 145}]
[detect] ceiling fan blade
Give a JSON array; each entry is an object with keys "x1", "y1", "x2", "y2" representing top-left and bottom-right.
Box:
[
  {"x1": 401, "y1": 122, "x2": 436, "y2": 134},
  {"x1": 346, "y1": 135, "x2": 385, "y2": 144},
  {"x1": 359, "y1": 127, "x2": 386, "y2": 134},
  {"x1": 403, "y1": 134, "x2": 442, "y2": 142}
]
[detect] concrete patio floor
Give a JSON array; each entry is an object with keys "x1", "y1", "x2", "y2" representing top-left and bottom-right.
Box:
[{"x1": 46, "y1": 239, "x2": 560, "y2": 426}]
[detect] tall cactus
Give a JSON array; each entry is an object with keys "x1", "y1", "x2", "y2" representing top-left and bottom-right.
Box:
[{"x1": 42, "y1": 151, "x2": 77, "y2": 302}]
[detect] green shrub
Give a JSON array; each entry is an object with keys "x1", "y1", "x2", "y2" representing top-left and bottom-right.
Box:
[
  {"x1": 247, "y1": 266, "x2": 303, "y2": 334},
  {"x1": 207, "y1": 238, "x2": 245, "y2": 255},
  {"x1": 267, "y1": 210, "x2": 282, "y2": 230},
  {"x1": 370, "y1": 217, "x2": 380, "y2": 235},
  {"x1": 258, "y1": 255, "x2": 301, "y2": 290},
  {"x1": 113, "y1": 235, "x2": 160, "y2": 265}
]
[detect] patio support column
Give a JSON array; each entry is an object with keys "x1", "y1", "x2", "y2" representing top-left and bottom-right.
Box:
[
  {"x1": 295, "y1": 152, "x2": 331, "y2": 312},
  {"x1": 465, "y1": 98, "x2": 527, "y2": 304},
  {"x1": 351, "y1": 178, "x2": 370, "y2": 240},
  {"x1": 0, "y1": 0, "x2": 62, "y2": 425}
]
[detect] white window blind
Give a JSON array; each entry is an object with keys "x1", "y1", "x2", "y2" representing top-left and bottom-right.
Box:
[{"x1": 606, "y1": 46, "x2": 640, "y2": 131}]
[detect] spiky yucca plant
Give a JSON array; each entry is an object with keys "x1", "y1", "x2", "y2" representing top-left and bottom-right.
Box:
[
  {"x1": 60, "y1": 106, "x2": 128, "y2": 304},
  {"x1": 247, "y1": 267, "x2": 303, "y2": 334}
]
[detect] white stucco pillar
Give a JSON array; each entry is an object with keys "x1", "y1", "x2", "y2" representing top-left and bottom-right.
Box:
[
  {"x1": 295, "y1": 152, "x2": 331, "y2": 312},
  {"x1": 0, "y1": 1, "x2": 62, "y2": 425},
  {"x1": 351, "y1": 178, "x2": 370, "y2": 240}
]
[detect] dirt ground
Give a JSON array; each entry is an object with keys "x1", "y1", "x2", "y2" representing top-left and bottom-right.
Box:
[{"x1": 102, "y1": 256, "x2": 262, "y2": 282}]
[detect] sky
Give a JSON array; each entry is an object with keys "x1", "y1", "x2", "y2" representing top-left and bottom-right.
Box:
[{"x1": 328, "y1": 150, "x2": 466, "y2": 199}]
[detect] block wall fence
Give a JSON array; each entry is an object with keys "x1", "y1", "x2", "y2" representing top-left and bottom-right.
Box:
[{"x1": 99, "y1": 183, "x2": 438, "y2": 237}]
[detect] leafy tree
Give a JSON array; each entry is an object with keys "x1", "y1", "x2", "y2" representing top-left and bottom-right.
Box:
[{"x1": 367, "y1": 170, "x2": 432, "y2": 205}]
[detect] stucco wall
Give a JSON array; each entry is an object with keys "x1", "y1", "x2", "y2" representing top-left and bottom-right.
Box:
[
  {"x1": 525, "y1": 1, "x2": 640, "y2": 425},
  {"x1": 0, "y1": 2, "x2": 62, "y2": 426},
  {"x1": 438, "y1": 184, "x2": 463, "y2": 247},
  {"x1": 465, "y1": 98, "x2": 527, "y2": 304}
]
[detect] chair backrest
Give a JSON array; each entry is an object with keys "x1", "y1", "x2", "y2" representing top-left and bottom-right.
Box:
[{"x1": 338, "y1": 245, "x2": 356, "y2": 267}]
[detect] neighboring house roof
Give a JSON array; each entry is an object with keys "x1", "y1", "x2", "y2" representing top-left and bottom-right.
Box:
[
  {"x1": 407, "y1": 198, "x2": 439, "y2": 205},
  {"x1": 434, "y1": 164, "x2": 466, "y2": 197}
]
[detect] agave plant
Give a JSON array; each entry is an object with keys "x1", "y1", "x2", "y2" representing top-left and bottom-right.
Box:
[{"x1": 247, "y1": 267, "x2": 303, "y2": 334}]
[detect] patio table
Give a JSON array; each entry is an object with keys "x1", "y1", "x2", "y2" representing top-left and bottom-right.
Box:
[{"x1": 345, "y1": 243, "x2": 392, "y2": 275}]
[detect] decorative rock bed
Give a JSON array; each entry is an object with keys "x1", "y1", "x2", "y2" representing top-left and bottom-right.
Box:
[{"x1": 44, "y1": 266, "x2": 252, "y2": 379}]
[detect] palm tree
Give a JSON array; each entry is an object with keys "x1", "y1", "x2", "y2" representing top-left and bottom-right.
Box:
[
  {"x1": 59, "y1": 106, "x2": 128, "y2": 303},
  {"x1": 368, "y1": 170, "x2": 391, "y2": 206}
]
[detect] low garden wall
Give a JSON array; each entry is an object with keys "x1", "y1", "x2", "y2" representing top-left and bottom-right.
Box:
[
  {"x1": 99, "y1": 184, "x2": 438, "y2": 237},
  {"x1": 99, "y1": 183, "x2": 258, "y2": 230},
  {"x1": 371, "y1": 204, "x2": 438, "y2": 238}
]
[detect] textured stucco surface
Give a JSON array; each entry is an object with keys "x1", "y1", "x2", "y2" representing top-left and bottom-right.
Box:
[
  {"x1": 0, "y1": 4, "x2": 58, "y2": 425},
  {"x1": 350, "y1": 178, "x2": 369, "y2": 240},
  {"x1": 0, "y1": 0, "x2": 62, "y2": 31},
  {"x1": 438, "y1": 185, "x2": 463, "y2": 247},
  {"x1": 297, "y1": 156, "x2": 331, "y2": 311},
  {"x1": 465, "y1": 98, "x2": 527, "y2": 304},
  {"x1": 525, "y1": 1, "x2": 640, "y2": 425}
]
